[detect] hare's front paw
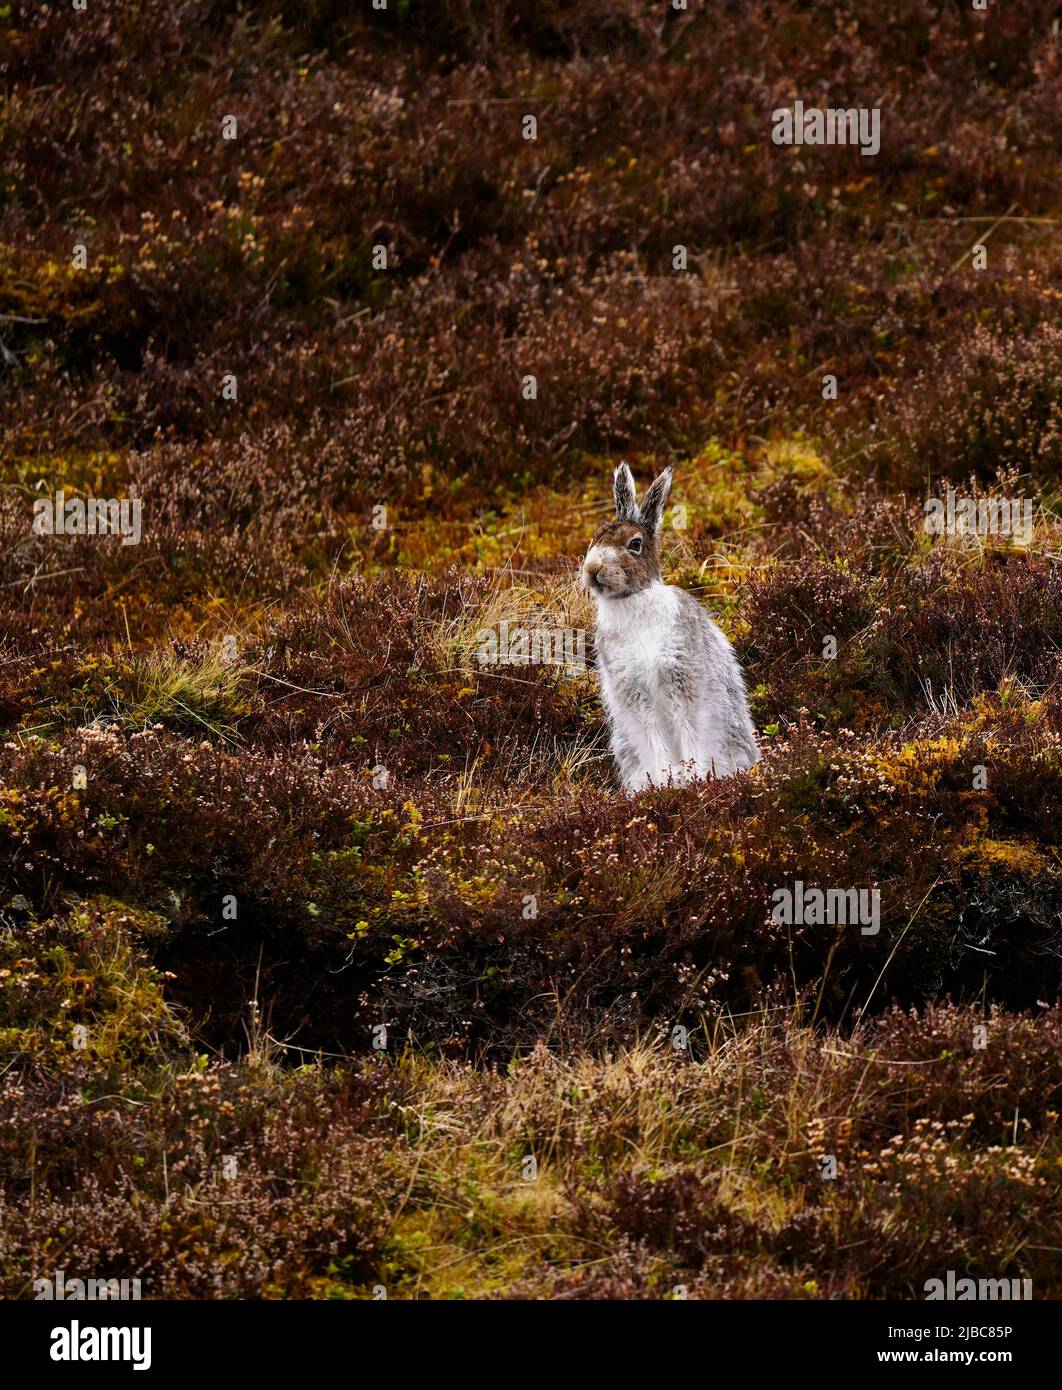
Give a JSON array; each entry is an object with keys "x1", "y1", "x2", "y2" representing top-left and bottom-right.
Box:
[
  {"x1": 666, "y1": 758, "x2": 699, "y2": 787},
  {"x1": 622, "y1": 759, "x2": 697, "y2": 794},
  {"x1": 622, "y1": 767, "x2": 653, "y2": 795}
]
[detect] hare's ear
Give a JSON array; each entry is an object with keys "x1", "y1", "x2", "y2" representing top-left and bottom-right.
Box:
[
  {"x1": 613, "y1": 462, "x2": 639, "y2": 523},
  {"x1": 639, "y1": 465, "x2": 673, "y2": 536}
]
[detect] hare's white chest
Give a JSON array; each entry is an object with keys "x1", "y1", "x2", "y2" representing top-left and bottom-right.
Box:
[{"x1": 593, "y1": 584, "x2": 680, "y2": 703}]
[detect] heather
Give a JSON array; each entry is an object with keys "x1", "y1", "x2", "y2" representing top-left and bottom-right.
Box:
[{"x1": 1, "y1": 0, "x2": 1062, "y2": 1298}]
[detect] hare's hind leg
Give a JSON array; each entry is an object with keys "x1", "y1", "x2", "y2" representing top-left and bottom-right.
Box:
[
  {"x1": 610, "y1": 708, "x2": 674, "y2": 793},
  {"x1": 667, "y1": 704, "x2": 705, "y2": 786},
  {"x1": 691, "y1": 697, "x2": 736, "y2": 780},
  {"x1": 611, "y1": 729, "x2": 648, "y2": 792},
  {"x1": 694, "y1": 706, "x2": 759, "y2": 779}
]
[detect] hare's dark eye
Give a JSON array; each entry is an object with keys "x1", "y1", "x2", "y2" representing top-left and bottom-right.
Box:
[{"x1": 627, "y1": 536, "x2": 643, "y2": 554}]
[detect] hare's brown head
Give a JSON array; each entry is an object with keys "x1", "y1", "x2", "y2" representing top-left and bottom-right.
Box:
[{"x1": 581, "y1": 463, "x2": 673, "y2": 600}]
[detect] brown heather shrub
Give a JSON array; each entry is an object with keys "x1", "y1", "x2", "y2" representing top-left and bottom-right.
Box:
[
  {"x1": 874, "y1": 323, "x2": 1062, "y2": 488},
  {"x1": 0, "y1": 1060, "x2": 396, "y2": 1298},
  {"x1": 248, "y1": 571, "x2": 594, "y2": 772},
  {"x1": 388, "y1": 1005, "x2": 1062, "y2": 1298},
  {"x1": 0, "y1": 900, "x2": 179, "y2": 1071},
  {"x1": 849, "y1": 1005, "x2": 1062, "y2": 1142},
  {"x1": 5, "y1": 706, "x2": 1060, "y2": 1056},
  {"x1": 4, "y1": 0, "x2": 1061, "y2": 500},
  {"x1": 743, "y1": 550, "x2": 1062, "y2": 729},
  {"x1": 2, "y1": 897, "x2": 1060, "y2": 1297}
]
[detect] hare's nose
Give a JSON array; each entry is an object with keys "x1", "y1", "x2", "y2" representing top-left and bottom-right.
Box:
[{"x1": 584, "y1": 559, "x2": 602, "y2": 576}]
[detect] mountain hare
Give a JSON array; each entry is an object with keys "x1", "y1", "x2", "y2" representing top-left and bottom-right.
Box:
[{"x1": 581, "y1": 463, "x2": 759, "y2": 792}]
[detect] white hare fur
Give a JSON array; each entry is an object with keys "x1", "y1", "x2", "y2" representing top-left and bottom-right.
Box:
[{"x1": 582, "y1": 463, "x2": 759, "y2": 793}]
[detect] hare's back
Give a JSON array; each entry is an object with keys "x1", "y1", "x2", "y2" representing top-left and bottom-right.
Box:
[{"x1": 673, "y1": 588, "x2": 746, "y2": 687}]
